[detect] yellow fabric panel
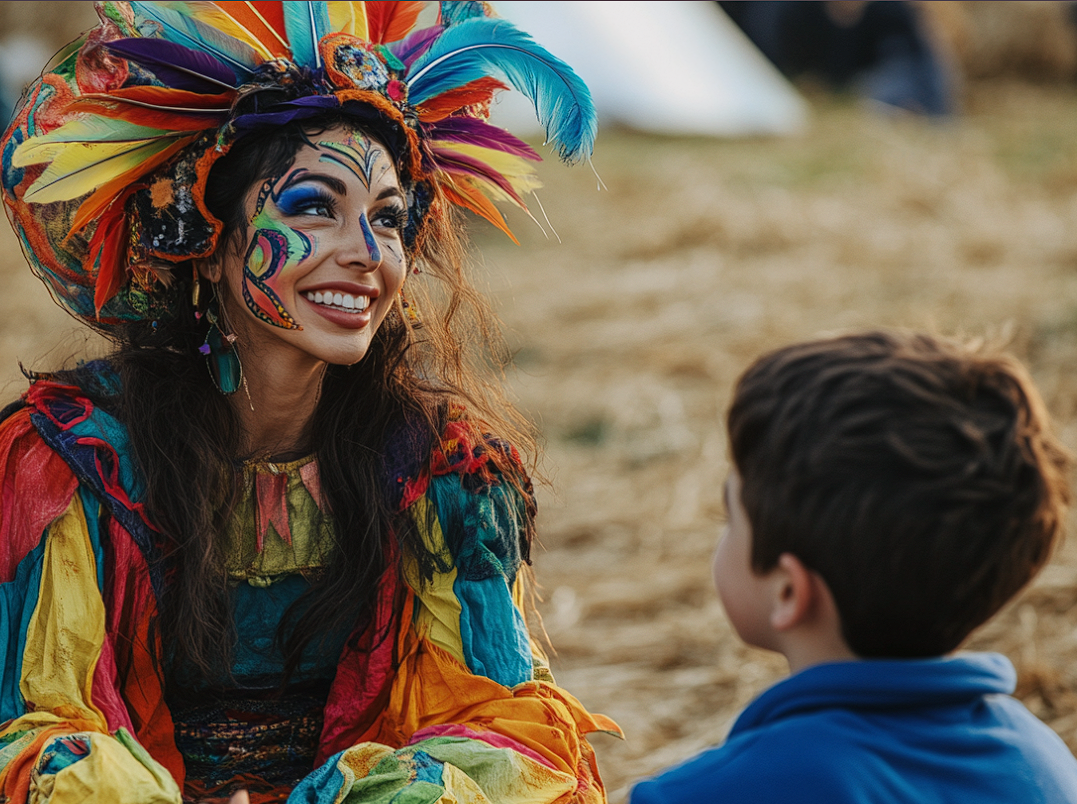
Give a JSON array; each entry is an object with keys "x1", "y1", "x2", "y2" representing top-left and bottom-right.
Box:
[
  {"x1": 406, "y1": 497, "x2": 467, "y2": 668},
  {"x1": 28, "y1": 730, "x2": 180, "y2": 804},
  {"x1": 20, "y1": 495, "x2": 105, "y2": 727}
]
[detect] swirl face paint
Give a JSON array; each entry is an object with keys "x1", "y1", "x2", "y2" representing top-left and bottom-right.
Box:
[
  {"x1": 243, "y1": 172, "x2": 315, "y2": 330},
  {"x1": 226, "y1": 127, "x2": 408, "y2": 369}
]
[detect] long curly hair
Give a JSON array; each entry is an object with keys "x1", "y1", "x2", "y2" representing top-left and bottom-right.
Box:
[{"x1": 89, "y1": 109, "x2": 537, "y2": 685}]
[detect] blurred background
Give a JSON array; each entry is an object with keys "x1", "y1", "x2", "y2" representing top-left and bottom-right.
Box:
[{"x1": 4, "y1": 2, "x2": 1077, "y2": 801}]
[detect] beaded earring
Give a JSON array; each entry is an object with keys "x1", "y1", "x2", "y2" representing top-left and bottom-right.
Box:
[{"x1": 198, "y1": 284, "x2": 243, "y2": 396}]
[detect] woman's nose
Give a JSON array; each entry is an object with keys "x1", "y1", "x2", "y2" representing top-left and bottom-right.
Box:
[{"x1": 336, "y1": 212, "x2": 383, "y2": 271}]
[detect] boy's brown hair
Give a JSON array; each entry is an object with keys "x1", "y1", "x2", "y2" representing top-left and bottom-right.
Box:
[{"x1": 727, "y1": 330, "x2": 1071, "y2": 658}]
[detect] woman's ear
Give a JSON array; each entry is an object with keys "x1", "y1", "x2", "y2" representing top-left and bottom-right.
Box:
[
  {"x1": 769, "y1": 552, "x2": 818, "y2": 632},
  {"x1": 194, "y1": 257, "x2": 222, "y2": 284}
]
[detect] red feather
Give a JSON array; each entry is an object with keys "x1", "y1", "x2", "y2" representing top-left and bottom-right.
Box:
[
  {"x1": 78, "y1": 86, "x2": 234, "y2": 110},
  {"x1": 248, "y1": 1, "x2": 289, "y2": 50},
  {"x1": 90, "y1": 201, "x2": 131, "y2": 314},
  {"x1": 366, "y1": 1, "x2": 424, "y2": 44},
  {"x1": 417, "y1": 77, "x2": 508, "y2": 122}
]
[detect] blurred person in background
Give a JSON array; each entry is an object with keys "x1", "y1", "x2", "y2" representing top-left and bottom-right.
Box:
[
  {"x1": 0, "y1": 2, "x2": 616, "y2": 803},
  {"x1": 719, "y1": 0, "x2": 956, "y2": 116}
]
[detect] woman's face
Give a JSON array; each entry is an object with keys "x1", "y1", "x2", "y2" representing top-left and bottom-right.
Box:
[{"x1": 215, "y1": 126, "x2": 408, "y2": 368}]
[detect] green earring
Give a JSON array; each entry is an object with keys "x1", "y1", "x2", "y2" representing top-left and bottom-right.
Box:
[{"x1": 200, "y1": 304, "x2": 242, "y2": 396}]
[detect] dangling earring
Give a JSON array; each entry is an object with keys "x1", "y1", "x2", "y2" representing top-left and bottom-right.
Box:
[
  {"x1": 199, "y1": 285, "x2": 243, "y2": 395},
  {"x1": 399, "y1": 286, "x2": 422, "y2": 329}
]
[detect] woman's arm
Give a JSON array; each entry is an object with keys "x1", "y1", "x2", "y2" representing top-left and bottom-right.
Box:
[{"x1": 0, "y1": 409, "x2": 181, "y2": 804}]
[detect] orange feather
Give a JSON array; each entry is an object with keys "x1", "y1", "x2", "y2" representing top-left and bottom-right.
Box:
[
  {"x1": 417, "y1": 77, "x2": 509, "y2": 123},
  {"x1": 366, "y1": 1, "x2": 423, "y2": 43},
  {"x1": 66, "y1": 98, "x2": 224, "y2": 132},
  {"x1": 441, "y1": 178, "x2": 519, "y2": 244},
  {"x1": 79, "y1": 86, "x2": 234, "y2": 110},
  {"x1": 70, "y1": 137, "x2": 193, "y2": 235},
  {"x1": 179, "y1": 1, "x2": 291, "y2": 58}
]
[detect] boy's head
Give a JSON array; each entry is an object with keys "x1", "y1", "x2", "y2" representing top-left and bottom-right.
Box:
[{"x1": 723, "y1": 330, "x2": 1071, "y2": 659}]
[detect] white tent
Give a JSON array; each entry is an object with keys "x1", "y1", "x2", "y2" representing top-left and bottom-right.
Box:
[{"x1": 489, "y1": 1, "x2": 808, "y2": 138}]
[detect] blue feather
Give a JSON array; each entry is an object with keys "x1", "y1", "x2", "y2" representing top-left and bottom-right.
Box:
[
  {"x1": 407, "y1": 18, "x2": 596, "y2": 163},
  {"x1": 439, "y1": 1, "x2": 489, "y2": 27},
  {"x1": 130, "y1": 2, "x2": 259, "y2": 77},
  {"x1": 283, "y1": 1, "x2": 331, "y2": 69}
]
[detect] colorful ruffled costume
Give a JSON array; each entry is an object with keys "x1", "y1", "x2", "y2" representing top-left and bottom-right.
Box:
[
  {"x1": 0, "y1": 369, "x2": 618, "y2": 803},
  {"x1": 0, "y1": 2, "x2": 612, "y2": 801}
]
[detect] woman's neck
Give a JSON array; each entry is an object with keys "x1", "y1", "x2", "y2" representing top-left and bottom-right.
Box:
[{"x1": 226, "y1": 338, "x2": 326, "y2": 460}]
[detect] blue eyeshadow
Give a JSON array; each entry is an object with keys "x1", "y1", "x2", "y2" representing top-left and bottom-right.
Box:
[{"x1": 275, "y1": 186, "x2": 332, "y2": 216}]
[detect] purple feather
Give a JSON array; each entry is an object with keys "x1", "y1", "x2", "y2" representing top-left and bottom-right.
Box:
[
  {"x1": 104, "y1": 38, "x2": 237, "y2": 93},
  {"x1": 389, "y1": 26, "x2": 443, "y2": 68},
  {"x1": 230, "y1": 95, "x2": 343, "y2": 134},
  {"x1": 427, "y1": 116, "x2": 540, "y2": 160},
  {"x1": 431, "y1": 144, "x2": 526, "y2": 204}
]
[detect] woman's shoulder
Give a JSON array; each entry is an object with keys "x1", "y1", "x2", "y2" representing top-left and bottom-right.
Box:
[{"x1": 386, "y1": 403, "x2": 532, "y2": 512}]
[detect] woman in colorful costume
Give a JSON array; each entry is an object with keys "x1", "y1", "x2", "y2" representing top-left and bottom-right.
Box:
[{"x1": 0, "y1": 2, "x2": 615, "y2": 802}]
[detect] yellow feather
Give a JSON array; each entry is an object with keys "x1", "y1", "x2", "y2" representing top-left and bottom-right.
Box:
[
  {"x1": 431, "y1": 140, "x2": 543, "y2": 203},
  {"x1": 12, "y1": 119, "x2": 174, "y2": 167},
  {"x1": 328, "y1": 1, "x2": 368, "y2": 38},
  {"x1": 23, "y1": 138, "x2": 183, "y2": 204},
  {"x1": 158, "y1": 1, "x2": 277, "y2": 59}
]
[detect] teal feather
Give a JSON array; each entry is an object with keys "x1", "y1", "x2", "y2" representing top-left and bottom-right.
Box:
[
  {"x1": 407, "y1": 18, "x2": 596, "y2": 163},
  {"x1": 439, "y1": 1, "x2": 489, "y2": 27},
  {"x1": 283, "y1": 1, "x2": 331, "y2": 69},
  {"x1": 131, "y1": 2, "x2": 259, "y2": 77}
]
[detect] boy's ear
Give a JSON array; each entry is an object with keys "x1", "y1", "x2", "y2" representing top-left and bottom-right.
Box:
[{"x1": 770, "y1": 552, "x2": 818, "y2": 631}]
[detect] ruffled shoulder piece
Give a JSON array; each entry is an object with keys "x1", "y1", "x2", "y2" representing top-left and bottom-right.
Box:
[
  {"x1": 386, "y1": 406, "x2": 532, "y2": 510},
  {"x1": 21, "y1": 364, "x2": 163, "y2": 597}
]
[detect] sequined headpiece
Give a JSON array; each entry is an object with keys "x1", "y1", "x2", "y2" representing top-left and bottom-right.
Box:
[{"x1": 0, "y1": 1, "x2": 596, "y2": 332}]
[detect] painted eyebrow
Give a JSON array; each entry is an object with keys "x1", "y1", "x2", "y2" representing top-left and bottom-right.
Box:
[
  {"x1": 375, "y1": 187, "x2": 406, "y2": 203},
  {"x1": 278, "y1": 170, "x2": 347, "y2": 196}
]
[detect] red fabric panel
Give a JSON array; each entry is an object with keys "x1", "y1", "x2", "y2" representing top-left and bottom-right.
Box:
[{"x1": 0, "y1": 408, "x2": 78, "y2": 583}]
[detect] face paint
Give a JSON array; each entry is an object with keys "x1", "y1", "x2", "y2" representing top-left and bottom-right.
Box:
[
  {"x1": 317, "y1": 135, "x2": 384, "y2": 190},
  {"x1": 242, "y1": 170, "x2": 314, "y2": 330},
  {"x1": 358, "y1": 211, "x2": 381, "y2": 262}
]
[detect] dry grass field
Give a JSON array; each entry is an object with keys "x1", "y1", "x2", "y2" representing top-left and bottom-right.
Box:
[
  {"x1": 472, "y1": 82, "x2": 1077, "y2": 800},
  {"x1": 2, "y1": 17, "x2": 1077, "y2": 799}
]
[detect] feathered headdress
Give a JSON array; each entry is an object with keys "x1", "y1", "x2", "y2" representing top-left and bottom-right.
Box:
[{"x1": 0, "y1": 0, "x2": 596, "y2": 331}]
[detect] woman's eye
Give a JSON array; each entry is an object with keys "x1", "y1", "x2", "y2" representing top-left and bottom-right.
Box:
[
  {"x1": 275, "y1": 189, "x2": 337, "y2": 218},
  {"x1": 372, "y1": 206, "x2": 408, "y2": 230}
]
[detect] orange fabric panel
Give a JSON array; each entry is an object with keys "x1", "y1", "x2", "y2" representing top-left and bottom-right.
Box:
[{"x1": 360, "y1": 622, "x2": 619, "y2": 803}]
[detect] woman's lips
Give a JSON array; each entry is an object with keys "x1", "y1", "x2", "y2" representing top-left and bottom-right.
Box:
[{"x1": 301, "y1": 291, "x2": 374, "y2": 329}]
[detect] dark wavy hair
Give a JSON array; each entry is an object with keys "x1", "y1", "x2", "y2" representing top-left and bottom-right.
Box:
[
  {"x1": 86, "y1": 110, "x2": 536, "y2": 685},
  {"x1": 727, "y1": 330, "x2": 1071, "y2": 658}
]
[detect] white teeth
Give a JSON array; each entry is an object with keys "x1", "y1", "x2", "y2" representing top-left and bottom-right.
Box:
[{"x1": 304, "y1": 291, "x2": 370, "y2": 312}]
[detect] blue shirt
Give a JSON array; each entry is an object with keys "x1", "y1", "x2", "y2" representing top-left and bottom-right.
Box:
[{"x1": 631, "y1": 653, "x2": 1077, "y2": 803}]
